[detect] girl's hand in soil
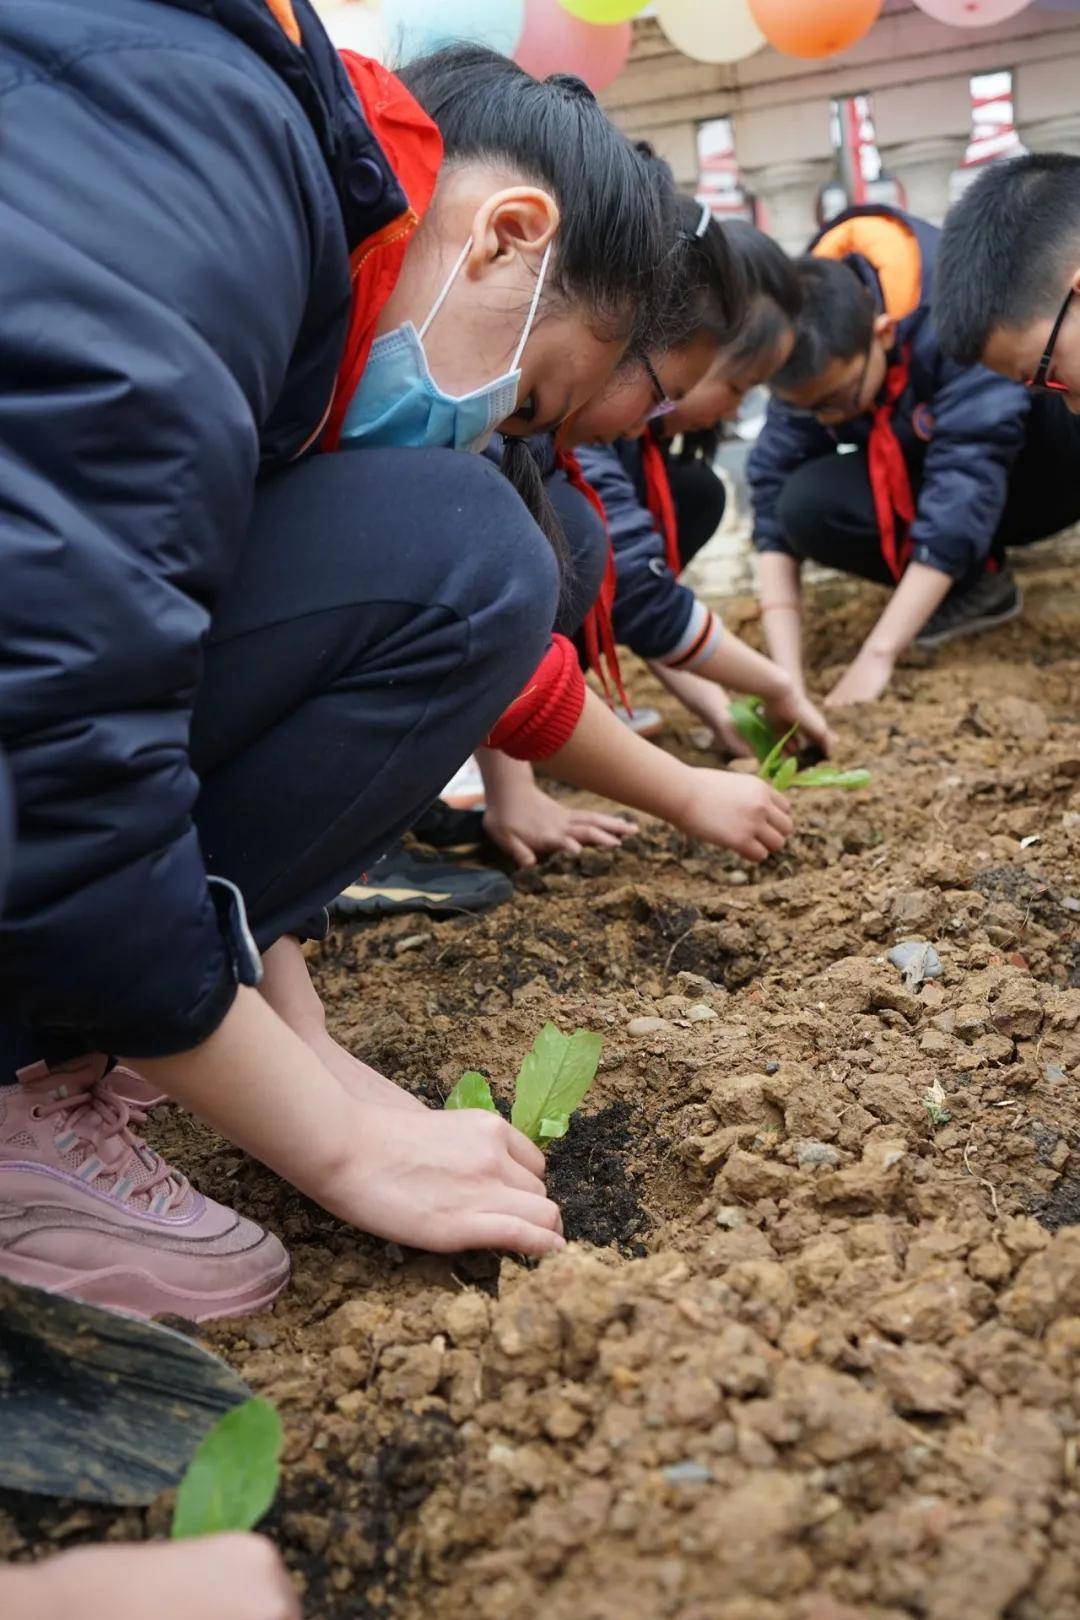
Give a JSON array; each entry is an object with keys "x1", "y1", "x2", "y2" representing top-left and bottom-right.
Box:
[
  {"x1": 824, "y1": 646, "x2": 894, "y2": 708},
  {"x1": 131, "y1": 990, "x2": 563, "y2": 1257},
  {"x1": 674, "y1": 768, "x2": 793, "y2": 862},
  {"x1": 483, "y1": 767, "x2": 636, "y2": 869},
  {"x1": 3, "y1": 1534, "x2": 301, "y2": 1620},
  {"x1": 320, "y1": 1104, "x2": 566, "y2": 1257}
]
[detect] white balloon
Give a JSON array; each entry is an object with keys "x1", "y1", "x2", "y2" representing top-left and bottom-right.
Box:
[
  {"x1": 657, "y1": 0, "x2": 765, "y2": 62},
  {"x1": 318, "y1": 2, "x2": 388, "y2": 59}
]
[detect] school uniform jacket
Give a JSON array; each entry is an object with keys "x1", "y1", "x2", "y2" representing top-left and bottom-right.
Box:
[
  {"x1": 747, "y1": 205, "x2": 1032, "y2": 582},
  {"x1": 574, "y1": 442, "x2": 723, "y2": 669},
  {"x1": 0, "y1": 0, "x2": 453, "y2": 1058}
]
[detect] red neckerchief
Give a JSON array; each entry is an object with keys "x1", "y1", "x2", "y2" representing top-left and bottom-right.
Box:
[
  {"x1": 323, "y1": 52, "x2": 444, "y2": 450},
  {"x1": 638, "y1": 427, "x2": 681, "y2": 575},
  {"x1": 868, "y1": 344, "x2": 916, "y2": 582},
  {"x1": 556, "y1": 449, "x2": 630, "y2": 712}
]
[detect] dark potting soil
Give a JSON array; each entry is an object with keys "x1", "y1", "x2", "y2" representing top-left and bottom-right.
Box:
[{"x1": 544, "y1": 1101, "x2": 654, "y2": 1256}]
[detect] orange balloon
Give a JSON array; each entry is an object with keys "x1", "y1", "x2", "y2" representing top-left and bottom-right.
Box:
[{"x1": 749, "y1": 0, "x2": 881, "y2": 57}]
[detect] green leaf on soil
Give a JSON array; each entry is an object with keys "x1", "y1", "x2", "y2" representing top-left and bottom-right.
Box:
[
  {"x1": 790, "y1": 765, "x2": 872, "y2": 790},
  {"x1": 445, "y1": 1070, "x2": 497, "y2": 1113},
  {"x1": 511, "y1": 1023, "x2": 603, "y2": 1146},
  {"x1": 728, "y1": 695, "x2": 777, "y2": 764},
  {"x1": 171, "y1": 1397, "x2": 282, "y2": 1540}
]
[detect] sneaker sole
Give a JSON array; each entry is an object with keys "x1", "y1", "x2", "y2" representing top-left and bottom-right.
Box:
[
  {"x1": 0, "y1": 1247, "x2": 290, "y2": 1323},
  {"x1": 915, "y1": 589, "x2": 1024, "y2": 648},
  {"x1": 333, "y1": 882, "x2": 511, "y2": 917}
]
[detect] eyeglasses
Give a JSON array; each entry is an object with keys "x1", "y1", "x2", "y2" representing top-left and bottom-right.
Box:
[
  {"x1": 1026, "y1": 286, "x2": 1074, "y2": 393},
  {"x1": 642, "y1": 355, "x2": 677, "y2": 421},
  {"x1": 785, "y1": 342, "x2": 874, "y2": 422}
]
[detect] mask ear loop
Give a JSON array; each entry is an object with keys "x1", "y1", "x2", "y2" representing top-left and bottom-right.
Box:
[
  {"x1": 510, "y1": 239, "x2": 554, "y2": 371},
  {"x1": 418, "y1": 239, "x2": 473, "y2": 341}
]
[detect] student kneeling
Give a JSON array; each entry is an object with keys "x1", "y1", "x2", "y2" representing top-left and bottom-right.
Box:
[{"x1": 749, "y1": 204, "x2": 1080, "y2": 708}]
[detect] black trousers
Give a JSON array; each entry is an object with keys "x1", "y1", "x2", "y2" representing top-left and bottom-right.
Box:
[
  {"x1": 665, "y1": 455, "x2": 727, "y2": 572},
  {"x1": 1, "y1": 448, "x2": 556, "y2": 1073},
  {"x1": 776, "y1": 398, "x2": 1080, "y2": 588}
]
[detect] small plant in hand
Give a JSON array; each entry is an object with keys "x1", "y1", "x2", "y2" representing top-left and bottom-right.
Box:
[
  {"x1": 730, "y1": 697, "x2": 871, "y2": 791},
  {"x1": 445, "y1": 1022, "x2": 603, "y2": 1144},
  {"x1": 171, "y1": 1397, "x2": 282, "y2": 1539}
]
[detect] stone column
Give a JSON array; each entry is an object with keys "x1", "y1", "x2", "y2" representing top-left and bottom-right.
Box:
[
  {"x1": 741, "y1": 158, "x2": 836, "y2": 256},
  {"x1": 876, "y1": 135, "x2": 967, "y2": 227},
  {"x1": 1017, "y1": 114, "x2": 1080, "y2": 156}
]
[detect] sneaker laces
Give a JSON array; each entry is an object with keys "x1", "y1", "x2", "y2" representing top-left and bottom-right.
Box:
[{"x1": 35, "y1": 1079, "x2": 190, "y2": 1216}]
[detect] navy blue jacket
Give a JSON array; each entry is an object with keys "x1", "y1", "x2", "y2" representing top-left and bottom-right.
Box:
[
  {"x1": 575, "y1": 443, "x2": 703, "y2": 661},
  {"x1": 747, "y1": 207, "x2": 1032, "y2": 581},
  {"x1": 0, "y1": 0, "x2": 406, "y2": 1054}
]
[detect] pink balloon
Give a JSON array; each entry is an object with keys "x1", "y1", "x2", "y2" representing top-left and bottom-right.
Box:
[
  {"x1": 914, "y1": 0, "x2": 1031, "y2": 24},
  {"x1": 514, "y1": 0, "x2": 631, "y2": 91}
]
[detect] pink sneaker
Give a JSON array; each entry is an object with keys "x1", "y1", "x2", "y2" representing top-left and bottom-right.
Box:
[
  {"x1": 0, "y1": 1060, "x2": 289, "y2": 1321},
  {"x1": 103, "y1": 1064, "x2": 169, "y2": 1111}
]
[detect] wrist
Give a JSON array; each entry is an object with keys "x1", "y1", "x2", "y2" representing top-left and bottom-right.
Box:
[
  {"x1": 861, "y1": 639, "x2": 899, "y2": 664},
  {"x1": 760, "y1": 667, "x2": 795, "y2": 705}
]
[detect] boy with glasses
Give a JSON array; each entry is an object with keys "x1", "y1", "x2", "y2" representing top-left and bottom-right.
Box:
[
  {"x1": 936, "y1": 152, "x2": 1080, "y2": 409},
  {"x1": 748, "y1": 204, "x2": 1080, "y2": 708}
]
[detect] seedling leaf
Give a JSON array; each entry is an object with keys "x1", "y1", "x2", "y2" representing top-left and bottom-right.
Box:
[
  {"x1": 511, "y1": 1023, "x2": 603, "y2": 1146},
  {"x1": 445, "y1": 1070, "x2": 497, "y2": 1113},
  {"x1": 171, "y1": 1397, "x2": 282, "y2": 1540},
  {"x1": 772, "y1": 754, "x2": 798, "y2": 791},
  {"x1": 790, "y1": 765, "x2": 871, "y2": 790},
  {"x1": 758, "y1": 723, "x2": 798, "y2": 783},
  {"x1": 728, "y1": 696, "x2": 776, "y2": 764}
]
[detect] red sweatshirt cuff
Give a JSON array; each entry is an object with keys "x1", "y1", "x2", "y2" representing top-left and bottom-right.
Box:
[{"x1": 487, "y1": 634, "x2": 586, "y2": 761}]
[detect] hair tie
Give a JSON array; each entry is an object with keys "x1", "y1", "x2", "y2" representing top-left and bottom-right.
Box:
[{"x1": 694, "y1": 198, "x2": 711, "y2": 238}]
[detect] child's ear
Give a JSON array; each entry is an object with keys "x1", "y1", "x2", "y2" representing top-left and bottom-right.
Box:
[
  {"x1": 468, "y1": 188, "x2": 560, "y2": 277},
  {"x1": 873, "y1": 312, "x2": 897, "y2": 349}
]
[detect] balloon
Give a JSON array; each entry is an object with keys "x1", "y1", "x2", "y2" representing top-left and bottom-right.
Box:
[
  {"x1": 558, "y1": 0, "x2": 647, "y2": 20},
  {"x1": 515, "y1": 0, "x2": 632, "y2": 91},
  {"x1": 319, "y1": 2, "x2": 388, "y2": 59},
  {"x1": 382, "y1": 0, "x2": 525, "y2": 61},
  {"x1": 657, "y1": 0, "x2": 765, "y2": 63},
  {"x1": 913, "y1": 0, "x2": 1031, "y2": 20},
  {"x1": 749, "y1": 0, "x2": 881, "y2": 57}
]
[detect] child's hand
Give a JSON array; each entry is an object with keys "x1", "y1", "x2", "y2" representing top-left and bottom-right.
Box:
[
  {"x1": 484, "y1": 772, "x2": 635, "y2": 868},
  {"x1": 673, "y1": 768, "x2": 793, "y2": 862},
  {"x1": 322, "y1": 1103, "x2": 566, "y2": 1257},
  {"x1": 763, "y1": 682, "x2": 836, "y2": 755},
  {"x1": 7, "y1": 1534, "x2": 301, "y2": 1620}
]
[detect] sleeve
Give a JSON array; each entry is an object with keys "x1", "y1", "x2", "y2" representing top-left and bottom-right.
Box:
[
  {"x1": 487, "y1": 636, "x2": 586, "y2": 761},
  {"x1": 0, "y1": 43, "x2": 325, "y2": 1056},
  {"x1": 906, "y1": 362, "x2": 1031, "y2": 579},
  {"x1": 747, "y1": 399, "x2": 837, "y2": 555},
  {"x1": 574, "y1": 446, "x2": 721, "y2": 666}
]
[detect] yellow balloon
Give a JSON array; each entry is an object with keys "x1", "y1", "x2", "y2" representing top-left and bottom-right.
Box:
[
  {"x1": 657, "y1": 0, "x2": 765, "y2": 63},
  {"x1": 559, "y1": 0, "x2": 647, "y2": 21}
]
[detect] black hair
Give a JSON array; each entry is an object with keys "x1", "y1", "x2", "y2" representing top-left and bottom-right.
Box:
[
  {"x1": 937, "y1": 153, "x2": 1080, "y2": 365},
  {"x1": 719, "y1": 221, "x2": 801, "y2": 373},
  {"x1": 399, "y1": 46, "x2": 676, "y2": 354},
  {"x1": 771, "y1": 256, "x2": 876, "y2": 391}
]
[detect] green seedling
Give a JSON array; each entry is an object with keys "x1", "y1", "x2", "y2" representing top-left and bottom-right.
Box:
[
  {"x1": 171, "y1": 1397, "x2": 282, "y2": 1540},
  {"x1": 729, "y1": 697, "x2": 871, "y2": 792},
  {"x1": 444, "y1": 1022, "x2": 603, "y2": 1146}
]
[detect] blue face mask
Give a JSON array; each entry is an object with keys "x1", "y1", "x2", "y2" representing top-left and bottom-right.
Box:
[{"x1": 340, "y1": 236, "x2": 553, "y2": 453}]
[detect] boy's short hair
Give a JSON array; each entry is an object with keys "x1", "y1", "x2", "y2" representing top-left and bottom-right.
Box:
[
  {"x1": 937, "y1": 153, "x2": 1080, "y2": 366},
  {"x1": 770, "y1": 257, "x2": 876, "y2": 390}
]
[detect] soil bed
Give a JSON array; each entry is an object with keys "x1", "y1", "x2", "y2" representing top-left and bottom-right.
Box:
[{"x1": 6, "y1": 537, "x2": 1080, "y2": 1620}]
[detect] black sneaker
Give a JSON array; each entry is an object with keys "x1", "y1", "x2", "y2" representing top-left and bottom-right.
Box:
[
  {"x1": 915, "y1": 568, "x2": 1022, "y2": 648},
  {"x1": 331, "y1": 845, "x2": 513, "y2": 919},
  {"x1": 411, "y1": 799, "x2": 485, "y2": 855}
]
